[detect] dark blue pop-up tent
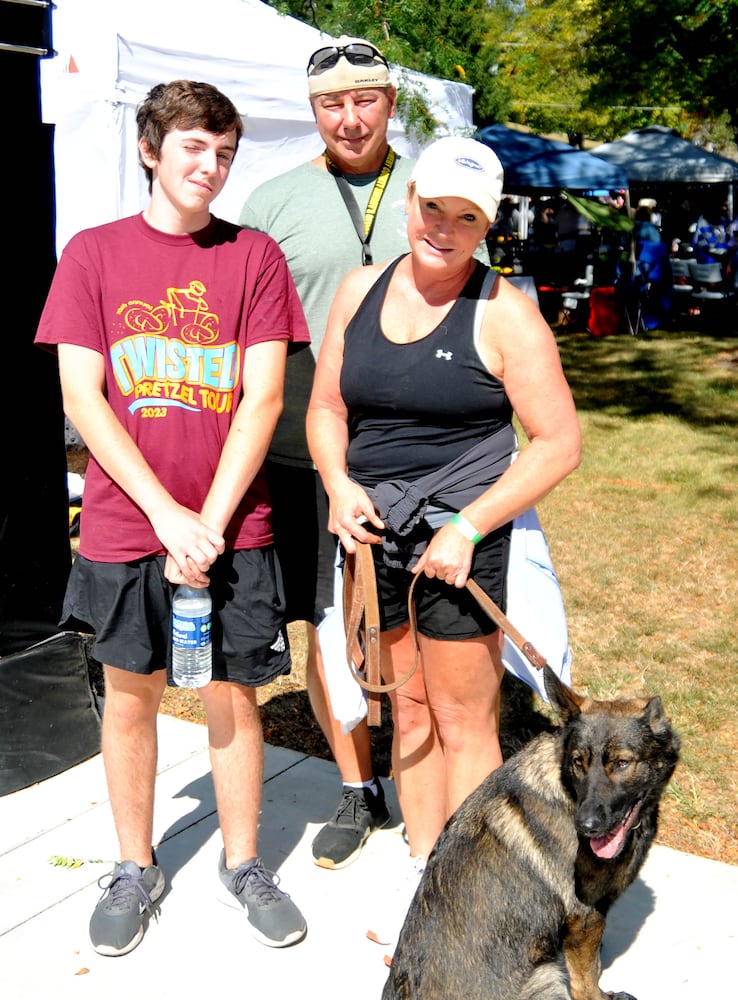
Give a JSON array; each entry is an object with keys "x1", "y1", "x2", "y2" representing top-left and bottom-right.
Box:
[{"x1": 475, "y1": 124, "x2": 628, "y2": 194}]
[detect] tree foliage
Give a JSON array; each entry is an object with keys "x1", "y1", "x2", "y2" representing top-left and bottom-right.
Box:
[
  {"x1": 271, "y1": 0, "x2": 512, "y2": 134},
  {"x1": 269, "y1": 0, "x2": 738, "y2": 148},
  {"x1": 490, "y1": 0, "x2": 613, "y2": 140},
  {"x1": 479, "y1": 0, "x2": 738, "y2": 147},
  {"x1": 582, "y1": 0, "x2": 738, "y2": 146}
]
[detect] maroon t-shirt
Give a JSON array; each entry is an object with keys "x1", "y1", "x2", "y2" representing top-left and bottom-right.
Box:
[{"x1": 36, "y1": 213, "x2": 309, "y2": 561}]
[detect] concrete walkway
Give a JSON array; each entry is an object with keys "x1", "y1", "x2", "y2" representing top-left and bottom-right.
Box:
[{"x1": 1, "y1": 714, "x2": 736, "y2": 999}]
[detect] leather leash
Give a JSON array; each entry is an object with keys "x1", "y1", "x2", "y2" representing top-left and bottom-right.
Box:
[
  {"x1": 464, "y1": 578, "x2": 549, "y2": 671},
  {"x1": 343, "y1": 541, "x2": 548, "y2": 727},
  {"x1": 342, "y1": 541, "x2": 383, "y2": 726}
]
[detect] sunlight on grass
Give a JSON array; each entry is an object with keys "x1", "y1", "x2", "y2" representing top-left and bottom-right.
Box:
[{"x1": 537, "y1": 330, "x2": 738, "y2": 859}]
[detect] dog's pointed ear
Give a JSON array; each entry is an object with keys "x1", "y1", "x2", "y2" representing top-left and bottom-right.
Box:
[
  {"x1": 544, "y1": 664, "x2": 585, "y2": 723},
  {"x1": 644, "y1": 696, "x2": 681, "y2": 749},
  {"x1": 645, "y1": 696, "x2": 667, "y2": 732}
]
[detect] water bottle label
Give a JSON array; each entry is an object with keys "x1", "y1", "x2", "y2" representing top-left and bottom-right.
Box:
[{"x1": 172, "y1": 612, "x2": 212, "y2": 650}]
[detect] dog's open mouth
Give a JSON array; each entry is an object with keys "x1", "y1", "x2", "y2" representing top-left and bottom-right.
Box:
[{"x1": 589, "y1": 801, "x2": 642, "y2": 859}]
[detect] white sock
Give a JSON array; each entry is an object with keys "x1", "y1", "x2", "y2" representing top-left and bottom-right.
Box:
[{"x1": 345, "y1": 778, "x2": 379, "y2": 796}]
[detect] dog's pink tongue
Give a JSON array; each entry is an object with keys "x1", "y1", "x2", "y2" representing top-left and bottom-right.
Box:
[
  {"x1": 590, "y1": 802, "x2": 641, "y2": 859},
  {"x1": 590, "y1": 824, "x2": 627, "y2": 859}
]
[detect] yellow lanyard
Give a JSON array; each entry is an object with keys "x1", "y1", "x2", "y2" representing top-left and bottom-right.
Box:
[{"x1": 325, "y1": 146, "x2": 396, "y2": 264}]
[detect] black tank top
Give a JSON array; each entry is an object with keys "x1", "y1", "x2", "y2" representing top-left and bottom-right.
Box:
[{"x1": 340, "y1": 256, "x2": 513, "y2": 488}]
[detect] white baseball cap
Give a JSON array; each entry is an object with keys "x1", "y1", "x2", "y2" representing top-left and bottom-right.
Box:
[{"x1": 411, "y1": 136, "x2": 504, "y2": 224}]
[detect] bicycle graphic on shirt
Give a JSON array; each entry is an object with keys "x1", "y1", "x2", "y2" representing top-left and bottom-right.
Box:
[{"x1": 123, "y1": 280, "x2": 219, "y2": 344}]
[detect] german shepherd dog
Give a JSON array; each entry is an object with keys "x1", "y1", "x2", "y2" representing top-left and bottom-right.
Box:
[{"x1": 382, "y1": 665, "x2": 680, "y2": 1000}]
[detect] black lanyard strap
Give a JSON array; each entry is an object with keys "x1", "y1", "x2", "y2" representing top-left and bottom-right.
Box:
[{"x1": 325, "y1": 146, "x2": 396, "y2": 266}]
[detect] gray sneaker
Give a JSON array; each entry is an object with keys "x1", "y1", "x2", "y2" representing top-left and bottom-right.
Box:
[
  {"x1": 218, "y1": 850, "x2": 306, "y2": 948},
  {"x1": 89, "y1": 853, "x2": 165, "y2": 956},
  {"x1": 311, "y1": 782, "x2": 391, "y2": 869}
]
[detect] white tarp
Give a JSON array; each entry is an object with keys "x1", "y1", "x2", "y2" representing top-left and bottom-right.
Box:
[{"x1": 40, "y1": 0, "x2": 476, "y2": 257}]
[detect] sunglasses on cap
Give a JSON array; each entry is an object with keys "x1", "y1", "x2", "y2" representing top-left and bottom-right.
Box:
[{"x1": 307, "y1": 42, "x2": 388, "y2": 75}]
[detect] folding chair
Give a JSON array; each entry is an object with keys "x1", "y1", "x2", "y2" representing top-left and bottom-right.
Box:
[
  {"x1": 670, "y1": 257, "x2": 694, "y2": 320},
  {"x1": 688, "y1": 260, "x2": 734, "y2": 327},
  {"x1": 615, "y1": 260, "x2": 645, "y2": 336},
  {"x1": 560, "y1": 264, "x2": 594, "y2": 328}
]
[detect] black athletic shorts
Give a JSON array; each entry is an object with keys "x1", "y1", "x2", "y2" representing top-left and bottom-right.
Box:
[
  {"x1": 266, "y1": 461, "x2": 336, "y2": 627},
  {"x1": 60, "y1": 549, "x2": 291, "y2": 687},
  {"x1": 371, "y1": 523, "x2": 511, "y2": 640}
]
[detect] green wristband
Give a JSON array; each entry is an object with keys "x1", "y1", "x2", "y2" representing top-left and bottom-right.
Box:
[{"x1": 450, "y1": 513, "x2": 483, "y2": 545}]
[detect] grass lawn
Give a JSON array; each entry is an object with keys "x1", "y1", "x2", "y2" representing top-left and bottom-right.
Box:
[{"x1": 539, "y1": 325, "x2": 738, "y2": 863}]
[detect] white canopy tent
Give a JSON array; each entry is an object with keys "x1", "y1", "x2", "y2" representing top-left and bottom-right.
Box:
[{"x1": 40, "y1": 0, "x2": 477, "y2": 257}]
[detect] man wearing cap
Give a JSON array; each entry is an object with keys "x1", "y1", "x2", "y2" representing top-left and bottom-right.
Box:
[{"x1": 239, "y1": 36, "x2": 414, "y2": 871}]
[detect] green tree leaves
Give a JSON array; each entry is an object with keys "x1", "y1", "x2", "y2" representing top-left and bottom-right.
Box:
[{"x1": 271, "y1": 0, "x2": 738, "y2": 146}]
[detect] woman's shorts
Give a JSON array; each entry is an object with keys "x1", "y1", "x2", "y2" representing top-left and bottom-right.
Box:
[
  {"x1": 372, "y1": 523, "x2": 511, "y2": 641},
  {"x1": 61, "y1": 549, "x2": 291, "y2": 687}
]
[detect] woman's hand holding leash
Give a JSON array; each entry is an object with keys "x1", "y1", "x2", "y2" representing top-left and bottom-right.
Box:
[
  {"x1": 413, "y1": 519, "x2": 477, "y2": 588},
  {"x1": 327, "y1": 479, "x2": 384, "y2": 553}
]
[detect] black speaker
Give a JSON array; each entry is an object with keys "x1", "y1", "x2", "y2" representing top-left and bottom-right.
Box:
[{"x1": 0, "y1": 631, "x2": 102, "y2": 796}]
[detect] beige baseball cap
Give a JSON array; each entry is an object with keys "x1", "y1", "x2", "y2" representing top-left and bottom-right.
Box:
[
  {"x1": 410, "y1": 136, "x2": 505, "y2": 224},
  {"x1": 307, "y1": 35, "x2": 392, "y2": 98}
]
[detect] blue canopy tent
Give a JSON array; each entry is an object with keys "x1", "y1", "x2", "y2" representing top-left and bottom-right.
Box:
[
  {"x1": 475, "y1": 124, "x2": 628, "y2": 196},
  {"x1": 474, "y1": 125, "x2": 629, "y2": 308}
]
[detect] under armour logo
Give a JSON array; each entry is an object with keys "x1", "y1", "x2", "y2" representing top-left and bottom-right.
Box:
[
  {"x1": 270, "y1": 630, "x2": 286, "y2": 653},
  {"x1": 435, "y1": 349, "x2": 453, "y2": 361}
]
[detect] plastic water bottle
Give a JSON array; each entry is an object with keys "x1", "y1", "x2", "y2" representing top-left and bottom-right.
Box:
[{"x1": 171, "y1": 584, "x2": 212, "y2": 688}]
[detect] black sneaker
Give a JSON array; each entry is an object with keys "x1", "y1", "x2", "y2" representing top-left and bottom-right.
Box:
[
  {"x1": 89, "y1": 853, "x2": 165, "y2": 956},
  {"x1": 311, "y1": 781, "x2": 391, "y2": 870},
  {"x1": 218, "y1": 851, "x2": 306, "y2": 948}
]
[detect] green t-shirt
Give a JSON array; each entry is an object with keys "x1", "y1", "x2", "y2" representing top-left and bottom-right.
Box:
[{"x1": 240, "y1": 156, "x2": 415, "y2": 466}]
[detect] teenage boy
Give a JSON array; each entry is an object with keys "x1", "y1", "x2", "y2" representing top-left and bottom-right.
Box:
[{"x1": 35, "y1": 80, "x2": 309, "y2": 956}]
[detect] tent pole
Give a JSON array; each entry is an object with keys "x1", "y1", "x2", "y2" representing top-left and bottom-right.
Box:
[
  {"x1": 625, "y1": 188, "x2": 636, "y2": 266},
  {"x1": 519, "y1": 195, "x2": 529, "y2": 240}
]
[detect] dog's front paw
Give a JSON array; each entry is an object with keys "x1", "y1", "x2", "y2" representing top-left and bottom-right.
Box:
[{"x1": 606, "y1": 991, "x2": 637, "y2": 1000}]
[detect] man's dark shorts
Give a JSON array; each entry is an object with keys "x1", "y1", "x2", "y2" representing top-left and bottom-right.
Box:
[
  {"x1": 371, "y1": 523, "x2": 511, "y2": 640},
  {"x1": 61, "y1": 549, "x2": 291, "y2": 687},
  {"x1": 266, "y1": 461, "x2": 336, "y2": 627}
]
